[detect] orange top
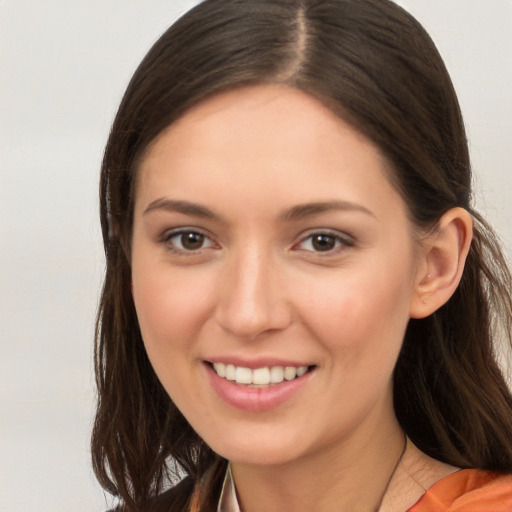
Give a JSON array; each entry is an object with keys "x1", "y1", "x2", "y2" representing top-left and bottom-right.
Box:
[{"x1": 408, "y1": 469, "x2": 512, "y2": 512}]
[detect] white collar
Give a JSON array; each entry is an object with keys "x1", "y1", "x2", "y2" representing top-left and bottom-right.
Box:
[{"x1": 217, "y1": 464, "x2": 240, "y2": 512}]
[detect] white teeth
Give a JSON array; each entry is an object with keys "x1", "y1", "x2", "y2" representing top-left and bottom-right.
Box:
[
  {"x1": 212, "y1": 363, "x2": 311, "y2": 386},
  {"x1": 252, "y1": 367, "x2": 271, "y2": 385},
  {"x1": 284, "y1": 366, "x2": 297, "y2": 381},
  {"x1": 235, "y1": 366, "x2": 252, "y2": 384},
  {"x1": 213, "y1": 362, "x2": 226, "y2": 378},
  {"x1": 296, "y1": 366, "x2": 307, "y2": 377},
  {"x1": 225, "y1": 364, "x2": 236, "y2": 381},
  {"x1": 270, "y1": 366, "x2": 284, "y2": 383}
]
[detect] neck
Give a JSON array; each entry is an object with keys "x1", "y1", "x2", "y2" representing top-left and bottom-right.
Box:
[
  {"x1": 379, "y1": 440, "x2": 459, "y2": 512},
  {"x1": 231, "y1": 412, "x2": 406, "y2": 512}
]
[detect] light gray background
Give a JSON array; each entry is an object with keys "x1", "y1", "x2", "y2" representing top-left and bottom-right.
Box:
[{"x1": 1, "y1": 1, "x2": 510, "y2": 510}]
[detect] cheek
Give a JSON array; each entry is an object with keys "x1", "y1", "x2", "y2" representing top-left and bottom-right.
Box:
[
  {"x1": 298, "y1": 267, "x2": 414, "y2": 360},
  {"x1": 131, "y1": 267, "x2": 210, "y2": 404},
  {"x1": 134, "y1": 274, "x2": 207, "y2": 343},
  {"x1": 131, "y1": 260, "x2": 218, "y2": 378}
]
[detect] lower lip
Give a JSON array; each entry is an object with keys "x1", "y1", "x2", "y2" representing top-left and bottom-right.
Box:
[{"x1": 205, "y1": 364, "x2": 313, "y2": 412}]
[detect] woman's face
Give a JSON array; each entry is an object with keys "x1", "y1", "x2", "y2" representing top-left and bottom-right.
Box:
[{"x1": 131, "y1": 84, "x2": 423, "y2": 466}]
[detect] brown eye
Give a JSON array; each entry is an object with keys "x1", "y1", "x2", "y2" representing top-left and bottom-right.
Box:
[
  {"x1": 165, "y1": 230, "x2": 214, "y2": 252},
  {"x1": 295, "y1": 231, "x2": 353, "y2": 254},
  {"x1": 181, "y1": 232, "x2": 205, "y2": 250},
  {"x1": 311, "y1": 234, "x2": 337, "y2": 251}
]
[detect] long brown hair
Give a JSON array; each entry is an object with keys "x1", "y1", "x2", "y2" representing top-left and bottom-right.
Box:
[{"x1": 92, "y1": 0, "x2": 512, "y2": 510}]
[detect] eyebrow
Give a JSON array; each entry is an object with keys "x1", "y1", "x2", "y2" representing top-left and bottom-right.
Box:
[
  {"x1": 143, "y1": 198, "x2": 223, "y2": 221},
  {"x1": 143, "y1": 198, "x2": 375, "y2": 222},
  {"x1": 279, "y1": 201, "x2": 375, "y2": 221}
]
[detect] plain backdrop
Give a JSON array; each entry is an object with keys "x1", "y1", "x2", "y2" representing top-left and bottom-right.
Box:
[{"x1": 1, "y1": 1, "x2": 511, "y2": 510}]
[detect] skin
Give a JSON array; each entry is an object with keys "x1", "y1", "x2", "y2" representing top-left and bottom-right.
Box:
[{"x1": 131, "y1": 84, "x2": 472, "y2": 512}]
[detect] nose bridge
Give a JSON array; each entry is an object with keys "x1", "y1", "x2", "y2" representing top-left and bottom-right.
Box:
[{"x1": 215, "y1": 242, "x2": 289, "y2": 338}]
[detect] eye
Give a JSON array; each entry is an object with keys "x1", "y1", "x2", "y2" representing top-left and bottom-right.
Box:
[
  {"x1": 295, "y1": 231, "x2": 353, "y2": 253},
  {"x1": 164, "y1": 229, "x2": 215, "y2": 252}
]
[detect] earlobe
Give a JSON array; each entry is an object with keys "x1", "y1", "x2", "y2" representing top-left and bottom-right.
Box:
[{"x1": 410, "y1": 207, "x2": 473, "y2": 319}]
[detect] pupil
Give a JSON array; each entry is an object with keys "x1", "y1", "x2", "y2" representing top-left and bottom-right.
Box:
[
  {"x1": 312, "y1": 234, "x2": 335, "y2": 251},
  {"x1": 182, "y1": 232, "x2": 204, "y2": 250}
]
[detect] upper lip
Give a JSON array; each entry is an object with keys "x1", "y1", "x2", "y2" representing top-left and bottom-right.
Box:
[{"x1": 205, "y1": 357, "x2": 315, "y2": 369}]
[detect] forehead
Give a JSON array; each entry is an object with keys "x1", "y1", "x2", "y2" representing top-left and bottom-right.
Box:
[
  {"x1": 144, "y1": 84, "x2": 379, "y2": 164},
  {"x1": 136, "y1": 84, "x2": 406, "y2": 222}
]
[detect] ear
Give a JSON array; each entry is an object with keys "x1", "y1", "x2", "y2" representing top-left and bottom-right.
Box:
[{"x1": 410, "y1": 207, "x2": 473, "y2": 319}]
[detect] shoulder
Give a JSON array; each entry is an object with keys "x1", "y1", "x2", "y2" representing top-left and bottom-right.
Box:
[{"x1": 409, "y1": 469, "x2": 512, "y2": 512}]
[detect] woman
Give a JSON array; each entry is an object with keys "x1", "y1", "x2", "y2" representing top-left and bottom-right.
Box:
[{"x1": 92, "y1": 0, "x2": 512, "y2": 510}]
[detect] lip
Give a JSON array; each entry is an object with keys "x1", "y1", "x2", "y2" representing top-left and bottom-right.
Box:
[{"x1": 204, "y1": 361, "x2": 314, "y2": 412}]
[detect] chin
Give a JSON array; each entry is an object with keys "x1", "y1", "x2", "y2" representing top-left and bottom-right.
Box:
[
  {"x1": 200, "y1": 424, "x2": 312, "y2": 467},
  {"x1": 215, "y1": 444, "x2": 300, "y2": 467}
]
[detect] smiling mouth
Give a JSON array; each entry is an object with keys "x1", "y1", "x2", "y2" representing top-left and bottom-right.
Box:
[{"x1": 209, "y1": 362, "x2": 316, "y2": 387}]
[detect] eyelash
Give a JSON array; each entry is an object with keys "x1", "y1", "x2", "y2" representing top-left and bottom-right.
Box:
[{"x1": 160, "y1": 228, "x2": 354, "y2": 255}]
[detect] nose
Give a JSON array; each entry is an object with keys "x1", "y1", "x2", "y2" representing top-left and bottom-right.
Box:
[{"x1": 214, "y1": 247, "x2": 292, "y2": 340}]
